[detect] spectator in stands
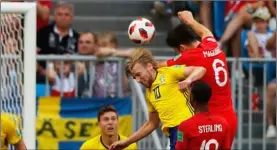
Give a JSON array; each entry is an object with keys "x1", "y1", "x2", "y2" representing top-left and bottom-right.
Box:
[
  {"x1": 37, "y1": 1, "x2": 79, "y2": 84},
  {"x1": 93, "y1": 32, "x2": 128, "y2": 98},
  {"x1": 46, "y1": 53, "x2": 84, "y2": 98},
  {"x1": 219, "y1": 1, "x2": 265, "y2": 58},
  {"x1": 36, "y1": 0, "x2": 52, "y2": 31},
  {"x1": 77, "y1": 32, "x2": 99, "y2": 97},
  {"x1": 266, "y1": 32, "x2": 276, "y2": 139},
  {"x1": 245, "y1": 7, "x2": 272, "y2": 59},
  {"x1": 183, "y1": 1, "x2": 213, "y2": 32},
  {"x1": 267, "y1": 1, "x2": 276, "y2": 31}
]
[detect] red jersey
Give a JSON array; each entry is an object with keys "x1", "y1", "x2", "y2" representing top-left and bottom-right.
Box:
[
  {"x1": 167, "y1": 36, "x2": 234, "y2": 112},
  {"x1": 175, "y1": 112, "x2": 230, "y2": 150},
  {"x1": 37, "y1": 1, "x2": 52, "y2": 31}
]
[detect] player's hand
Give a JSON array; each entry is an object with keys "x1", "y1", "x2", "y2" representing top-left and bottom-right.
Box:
[
  {"x1": 96, "y1": 48, "x2": 116, "y2": 57},
  {"x1": 177, "y1": 10, "x2": 195, "y2": 25},
  {"x1": 178, "y1": 79, "x2": 192, "y2": 92},
  {"x1": 109, "y1": 140, "x2": 128, "y2": 150}
]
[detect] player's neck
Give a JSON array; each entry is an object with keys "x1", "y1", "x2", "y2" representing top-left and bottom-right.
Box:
[
  {"x1": 195, "y1": 106, "x2": 209, "y2": 114},
  {"x1": 101, "y1": 134, "x2": 119, "y2": 148},
  {"x1": 190, "y1": 41, "x2": 201, "y2": 49}
]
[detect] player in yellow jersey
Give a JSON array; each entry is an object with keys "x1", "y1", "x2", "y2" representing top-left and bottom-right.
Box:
[
  {"x1": 110, "y1": 48, "x2": 206, "y2": 150},
  {"x1": 1, "y1": 115, "x2": 27, "y2": 150},
  {"x1": 80, "y1": 106, "x2": 137, "y2": 150}
]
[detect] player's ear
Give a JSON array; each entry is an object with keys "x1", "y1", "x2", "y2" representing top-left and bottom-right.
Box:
[{"x1": 179, "y1": 44, "x2": 186, "y2": 52}]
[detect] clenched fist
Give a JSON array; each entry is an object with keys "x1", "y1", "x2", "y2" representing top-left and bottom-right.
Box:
[{"x1": 177, "y1": 10, "x2": 195, "y2": 25}]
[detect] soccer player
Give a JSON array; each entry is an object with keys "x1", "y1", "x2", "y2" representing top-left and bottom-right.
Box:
[
  {"x1": 80, "y1": 106, "x2": 137, "y2": 150},
  {"x1": 110, "y1": 48, "x2": 206, "y2": 150},
  {"x1": 160, "y1": 10, "x2": 238, "y2": 146},
  {"x1": 1, "y1": 115, "x2": 27, "y2": 150},
  {"x1": 175, "y1": 81, "x2": 230, "y2": 150}
]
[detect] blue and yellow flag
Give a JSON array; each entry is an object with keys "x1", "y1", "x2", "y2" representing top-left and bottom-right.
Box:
[{"x1": 36, "y1": 97, "x2": 133, "y2": 149}]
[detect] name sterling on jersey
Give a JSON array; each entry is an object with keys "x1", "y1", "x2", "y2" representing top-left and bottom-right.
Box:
[{"x1": 198, "y1": 124, "x2": 223, "y2": 133}]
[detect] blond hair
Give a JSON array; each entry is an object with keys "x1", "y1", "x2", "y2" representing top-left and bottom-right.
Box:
[
  {"x1": 126, "y1": 48, "x2": 157, "y2": 75},
  {"x1": 98, "y1": 32, "x2": 118, "y2": 48}
]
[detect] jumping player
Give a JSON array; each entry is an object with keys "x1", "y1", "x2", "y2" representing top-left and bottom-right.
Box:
[
  {"x1": 175, "y1": 81, "x2": 231, "y2": 150},
  {"x1": 160, "y1": 10, "x2": 238, "y2": 147},
  {"x1": 109, "y1": 48, "x2": 206, "y2": 150},
  {"x1": 80, "y1": 106, "x2": 137, "y2": 150},
  {"x1": 1, "y1": 115, "x2": 27, "y2": 150}
]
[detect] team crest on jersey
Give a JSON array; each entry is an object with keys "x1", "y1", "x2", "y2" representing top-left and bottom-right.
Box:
[
  {"x1": 16, "y1": 129, "x2": 21, "y2": 137},
  {"x1": 177, "y1": 131, "x2": 183, "y2": 142},
  {"x1": 173, "y1": 54, "x2": 181, "y2": 61},
  {"x1": 159, "y1": 75, "x2": 165, "y2": 84},
  {"x1": 174, "y1": 65, "x2": 182, "y2": 68}
]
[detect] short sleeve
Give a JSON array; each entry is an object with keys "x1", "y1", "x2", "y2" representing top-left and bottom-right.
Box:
[
  {"x1": 127, "y1": 143, "x2": 138, "y2": 150},
  {"x1": 145, "y1": 89, "x2": 156, "y2": 113},
  {"x1": 201, "y1": 36, "x2": 218, "y2": 45},
  {"x1": 5, "y1": 118, "x2": 21, "y2": 144},
  {"x1": 166, "y1": 53, "x2": 187, "y2": 66}
]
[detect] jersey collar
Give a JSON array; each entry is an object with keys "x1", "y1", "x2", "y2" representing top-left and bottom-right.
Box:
[{"x1": 100, "y1": 134, "x2": 120, "y2": 149}]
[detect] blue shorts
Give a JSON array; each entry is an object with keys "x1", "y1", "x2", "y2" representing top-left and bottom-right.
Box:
[{"x1": 168, "y1": 126, "x2": 179, "y2": 150}]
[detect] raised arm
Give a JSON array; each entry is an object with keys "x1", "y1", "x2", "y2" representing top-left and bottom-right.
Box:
[
  {"x1": 110, "y1": 112, "x2": 160, "y2": 149},
  {"x1": 178, "y1": 11, "x2": 213, "y2": 39}
]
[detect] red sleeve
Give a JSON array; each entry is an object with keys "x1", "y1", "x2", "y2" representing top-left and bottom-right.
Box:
[
  {"x1": 175, "y1": 123, "x2": 189, "y2": 150},
  {"x1": 166, "y1": 53, "x2": 188, "y2": 66},
  {"x1": 201, "y1": 36, "x2": 218, "y2": 46},
  {"x1": 38, "y1": 1, "x2": 52, "y2": 8}
]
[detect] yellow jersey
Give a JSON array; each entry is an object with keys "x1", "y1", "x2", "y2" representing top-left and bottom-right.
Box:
[
  {"x1": 80, "y1": 134, "x2": 137, "y2": 150},
  {"x1": 1, "y1": 115, "x2": 21, "y2": 150},
  {"x1": 145, "y1": 65, "x2": 194, "y2": 135}
]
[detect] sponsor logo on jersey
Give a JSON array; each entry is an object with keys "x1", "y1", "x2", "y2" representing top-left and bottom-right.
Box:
[
  {"x1": 159, "y1": 75, "x2": 165, "y2": 84},
  {"x1": 177, "y1": 131, "x2": 183, "y2": 142}
]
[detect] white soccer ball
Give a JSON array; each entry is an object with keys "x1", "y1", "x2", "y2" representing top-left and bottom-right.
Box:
[{"x1": 128, "y1": 18, "x2": 155, "y2": 44}]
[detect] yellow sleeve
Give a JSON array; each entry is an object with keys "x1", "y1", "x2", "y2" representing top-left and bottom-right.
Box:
[
  {"x1": 145, "y1": 89, "x2": 155, "y2": 112},
  {"x1": 126, "y1": 143, "x2": 138, "y2": 150},
  {"x1": 169, "y1": 65, "x2": 186, "y2": 81},
  {"x1": 5, "y1": 118, "x2": 21, "y2": 144}
]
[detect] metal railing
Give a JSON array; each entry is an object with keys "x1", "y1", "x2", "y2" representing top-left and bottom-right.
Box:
[{"x1": 35, "y1": 55, "x2": 276, "y2": 150}]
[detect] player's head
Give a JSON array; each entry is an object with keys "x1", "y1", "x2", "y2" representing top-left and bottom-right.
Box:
[
  {"x1": 97, "y1": 106, "x2": 119, "y2": 136},
  {"x1": 190, "y1": 81, "x2": 212, "y2": 109},
  {"x1": 126, "y1": 48, "x2": 158, "y2": 88},
  {"x1": 166, "y1": 24, "x2": 201, "y2": 53}
]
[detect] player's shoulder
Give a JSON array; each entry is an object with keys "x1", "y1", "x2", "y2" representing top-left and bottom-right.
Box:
[
  {"x1": 119, "y1": 135, "x2": 137, "y2": 149},
  {"x1": 80, "y1": 135, "x2": 101, "y2": 149},
  {"x1": 158, "y1": 65, "x2": 185, "y2": 72}
]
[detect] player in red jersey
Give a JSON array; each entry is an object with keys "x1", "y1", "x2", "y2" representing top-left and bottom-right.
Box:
[
  {"x1": 159, "y1": 10, "x2": 237, "y2": 147},
  {"x1": 176, "y1": 81, "x2": 231, "y2": 150}
]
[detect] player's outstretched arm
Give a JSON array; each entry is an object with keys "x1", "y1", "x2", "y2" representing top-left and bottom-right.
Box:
[
  {"x1": 14, "y1": 139, "x2": 27, "y2": 150},
  {"x1": 110, "y1": 112, "x2": 160, "y2": 150},
  {"x1": 178, "y1": 10, "x2": 213, "y2": 39},
  {"x1": 179, "y1": 66, "x2": 206, "y2": 90}
]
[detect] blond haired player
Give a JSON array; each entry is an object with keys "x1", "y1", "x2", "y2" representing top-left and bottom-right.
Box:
[
  {"x1": 110, "y1": 48, "x2": 206, "y2": 150},
  {"x1": 80, "y1": 106, "x2": 137, "y2": 150},
  {"x1": 1, "y1": 115, "x2": 27, "y2": 150}
]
